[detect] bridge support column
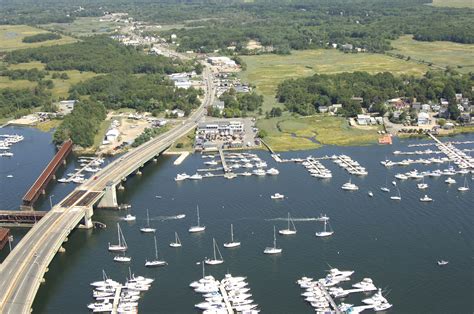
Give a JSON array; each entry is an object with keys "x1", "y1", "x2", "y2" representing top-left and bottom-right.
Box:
[
  {"x1": 97, "y1": 184, "x2": 118, "y2": 209},
  {"x1": 136, "y1": 169, "x2": 142, "y2": 176},
  {"x1": 81, "y1": 205, "x2": 94, "y2": 229}
]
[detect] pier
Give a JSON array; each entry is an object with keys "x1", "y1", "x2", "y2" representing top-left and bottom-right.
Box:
[
  {"x1": 333, "y1": 155, "x2": 368, "y2": 176},
  {"x1": 219, "y1": 284, "x2": 234, "y2": 314},
  {"x1": 317, "y1": 282, "x2": 342, "y2": 314},
  {"x1": 111, "y1": 285, "x2": 122, "y2": 314},
  {"x1": 428, "y1": 133, "x2": 474, "y2": 169},
  {"x1": 21, "y1": 140, "x2": 73, "y2": 210},
  {"x1": 219, "y1": 148, "x2": 230, "y2": 173},
  {"x1": 173, "y1": 151, "x2": 190, "y2": 165}
]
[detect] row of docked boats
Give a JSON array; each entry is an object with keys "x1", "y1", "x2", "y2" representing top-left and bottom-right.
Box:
[
  {"x1": 175, "y1": 167, "x2": 279, "y2": 181},
  {"x1": 332, "y1": 154, "x2": 368, "y2": 176},
  {"x1": 303, "y1": 157, "x2": 333, "y2": 179},
  {"x1": 88, "y1": 269, "x2": 153, "y2": 312},
  {"x1": 57, "y1": 157, "x2": 105, "y2": 184},
  {"x1": 190, "y1": 269, "x2": 260, "y2": 313},
  {"x1": 297, "y1": 268, "x2": 392, "y2": 313},
  {"x1": 0, "y1": 134, "x2": 24, "y2": 157}
]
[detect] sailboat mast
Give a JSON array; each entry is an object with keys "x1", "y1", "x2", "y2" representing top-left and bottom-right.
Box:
[
  {"x1": 287, "y1": 213, "x2": 291, "y2": 230},
  {"x1": 154, "y1": 236, "x2": 158, "y2": 259},
  {"x1": 197, "y1": 205, "x2": 200, "y2": 226},
  {"x1": 146, "y1": 209, "x2": 150, "y2": 227},
  {"x1": 273, "y1": 226, "x2": 276, "y2": 249},
  {"x1": 117, "y1": 223, "x2": 121, "y2": 246},
  {"x1": 213, "y1": 238, "x2": 217, "y2": 260},
  {"x1": 230, "y1": 224, "x2": 234, "y2": 242}
]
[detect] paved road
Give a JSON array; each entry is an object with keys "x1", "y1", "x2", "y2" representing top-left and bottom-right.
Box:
[{"x1": 0, "y1": 65, "x2": 214, "y2": 313}]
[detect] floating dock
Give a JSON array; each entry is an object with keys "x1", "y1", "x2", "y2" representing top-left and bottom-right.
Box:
[
  {"x1": 317, "y1": 282, "x2": 342, "y2": 314},
  {"x1": 174, "y1": 152, "x2": 190, "y2": 165},
  {"x1": 111, "y1": 285, "x2": 122, "y2": 314},
  {"x1": 219, "y1": 284, "x2": 234, "y2": 314}
]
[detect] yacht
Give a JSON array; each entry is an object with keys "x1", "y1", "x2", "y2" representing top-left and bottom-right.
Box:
[
  {"x1": 420, "y1": 195, "x2": 433, "y2": 202},
  {"x1": 445, "y1": 177, "x2": 456, "y2": 184},
  {"x1": 266, "y1": 168, "x2": 279, "y2": 175},
  {"x1": 205, "y1": 238, "x2": 224, "y2": 265},
  {"x1": 252, "y1": 169, "x2": 266, "y2": 176},
  {"x1": 264, "y1": 226, "x2": 282, "y2": 254},
  {"x1": 223, "y1": 224, "x2": 241, "y2": 248},
  {"x1": 458, "y1": 177, "x2": 470, "y2": 191},
  {"x1": 108, "y1": 223, "x2": 128, "y2": 252},
  {"x1": 90, "y1": 270, "x2": 120, "y2": 287},
  {"x1": 189, "y1": 173, "x2": 203, "y2": 180},
  {"x1": 394, "y1": 173, "x2": 408, "y2": 180},
  {"x1": 139, "y1": 209, "x2": 155, "y2": 233},
  {"x1": 352, "y1": 278, "x2": 377, "y2": 291},
  {"x1": 114, "y1": 255, "x2": 131, "y2": 263},
  {"x1": 278, "y1": 213, "x2": 297, "y2": 235},
  {"x1": 57, "y1": 178, "x2": 68, "y2": 183},
  {"x1": 175, "y1": 173, "x2": 189, "y2": 181},
  {"x1": 341, "y1": 178, "x2": 358, "y2": 191},
  {"x1": 241, "y1": 171, "x2": 252, "y2": 176},
  {"x1": 170, "y1": 232, "x2": 182, "y2": 247},
  {"x1": 270, "y1": 193, "x2": 285, "y2": 200},
  {"x1": 362, "y1": 288, "x2": 387, "y2": 305},
  {"x1": 204, "y1": 160, "x2": 218, "y2": 166},
  {"x1": 417, "y1": 179, "x2": 428, "y2": 190},
  {"x1": 374, "y1": 302, "x2": 393, "y2": 311},
  {"x1": 145, "y1": 236, "x2": 167, "y2": 267},
  {"x1": 437, "y1": 260, "x2": 449, "y2": 266},
  {"x1": 122, "y1": 214, "x2": 136, "y2": 221},
  {"x1": 315, "y1": 219, "x2": 334, "y2": 237},
  {"x1": 189, "y1": 205, "x2": 206, "y2": 233},
  {"x1": 327, "y1": 268, "x2": 354, "y2": 281}
]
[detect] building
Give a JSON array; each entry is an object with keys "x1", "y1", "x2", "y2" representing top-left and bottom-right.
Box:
[
  {"x1": 417, "y1": 112, "x2": 430, "y2": 125},
  {"x1": 174, "y1": 81, "x2": 192, "y2": 89},
  {"x1": 421, "y1": 104, "x2": 431, "y2": 112},
  {"x1": 341, "y1": 44, "x2": 353, "y2": 51},
  {"x1": 207, "y1": 56, "x2": 237, "y2": 67},
  {"x1": 197, "y1": 120, "x2": 243, "y2": 135},
  {"x1": 58, "y1": 100, "x2": 76, "y2": 114},
  {"x1": 171, "y1": 109, "x2": 185, "y2": 118},
  {"x1": 318, "y1": 106, "x2": 328, "y2": 113},
  {"x1": 357, "y1": 114, "x2": 371, "y2": 125},
  {"x1": 329, "y1": 104, "x2": 343, "y2": 113},
  {"x1": 105, "y1": 128, "x2": 120, "y2": 142}
]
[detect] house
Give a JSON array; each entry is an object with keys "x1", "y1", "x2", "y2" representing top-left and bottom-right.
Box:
[
  {"x1": 351, "y1": 96, "x2": 363, "y2": 103},
  {"x1": 440, "y1": 98, "x2": 449, "y2": 106},
  {"x1": 171, "y1": 109, "x2": 185, "y2": 118},
  {"x1": 174, "y1": 81, "x2": 192, "y2": 89},
  {"x1": 412, "y1": 102, "x2": 421, "y2": 111},
  {"x1": 455, "y1": 93, "x2": 463, "y2": 102},
  {"x1": 431, "y1": 104, "x2": 441, "y2": 112},
  {"x1": 106, "y1": 128, "x2": 120, "y2": 142},
  {"x1": 197, "y1": 120, "x2": 243, "y2": 135},
  {"x1": 459, "y1": 113, "x2": 471, "y2": 123},
  {"x1": 417, "y1": 112, "x2": 430, "y2": 125},
  {"x1": 357, "y1": 114, "x2": 371, "y2": 125},
  {"x1": 329, "y1": 104, "x2": 343, "y2": 113},
  {"x1": 318, "y1": 106, "x2": 328, "y2": 113},
  {"x1": 341, "y1": 44, "x2": 353, "y2": 51},
  {"x1": 58, "y1": 100, "x2": 77, "y2": 114},
  {"x1": 438, "y1": 107, "x2": 449, "y2": 119},
  {"x1": 421, "y1": 104, "x2": 431, "y2": 112}
]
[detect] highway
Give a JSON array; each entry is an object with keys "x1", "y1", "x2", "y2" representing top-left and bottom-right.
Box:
[{"x1": 0, "y1": 65, "x2": 215, "y2": 313}]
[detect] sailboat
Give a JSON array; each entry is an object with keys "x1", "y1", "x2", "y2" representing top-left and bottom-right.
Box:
[
  {"x1": 458, "y1": 177, "x2": 470, "y2": 192},
  {"x1": 189, "y1": 205, "x2": 206, "y2": 233},
  {"x1": 264, "y1": 226, "x2": 282, "y2": 254},
  {"x1": 140, "y1": 209, "x2": 156, "y2": 233},
  {"x1": 223, "y1": 224, "x2": 241, "y2": 248},
  {"x1": 169, "y1": 232, "x2": 182, "y2": 248},
  {"x1": 390, "y1": 187, "x2": 401, "y2": 200},
  {"x1": 380, "y1": 176, "x2": 390, "y2": 192},
  {"x1": 417, "y1": 177, "x2": 428, "y2": 190},
  {"x1": 315, "y1": 219, "x2": 334, "y2": 237},
  {"x1": 205, "y1": 238, "x2": 224, "y2": 265},
  {"x1": 108, "y1": 223, "x2": 128, "y2": 252},
  {"x1": 279, "y1": 213, "x2": 297, "y2": 235},
  {"x1": 145, "y1": 236, "x2": 167, "y2": 267}
]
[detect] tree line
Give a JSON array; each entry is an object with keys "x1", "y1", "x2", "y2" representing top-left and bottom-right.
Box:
[{"x1": 22, "y1": 33, "x2": 62, "y2": 43}]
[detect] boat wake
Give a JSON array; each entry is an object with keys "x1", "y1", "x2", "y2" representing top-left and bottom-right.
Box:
[
  {"x1": 266, "y1": 217, "x2": 322, "y2": 222},
  {"x1": 152, "y1": 215, "x2": 186, "y2": 221}
]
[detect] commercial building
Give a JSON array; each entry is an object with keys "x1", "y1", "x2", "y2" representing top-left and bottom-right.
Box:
[{"x1": 197, "y1": 120, "x2": 244, "y2": 135}]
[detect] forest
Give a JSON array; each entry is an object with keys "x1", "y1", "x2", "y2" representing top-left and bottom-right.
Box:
[
  {"x1": 276, "y1": 70, "x2": 474, "y2": 117},
  {"x1": 0, "y1": 68, "x2": 47, "y2": 82},
  {"x1": 70, "y1": 74, "x2": 202, "y2": 115},
  {"x1": 53, "y1": 100, "x2": 106, "y2": 147},
  {"x1": 22, "y1": 33, "x2": 62, "y2": 43},
  {"x1": 0, "y1": 87, "x2": 51, "y2": 118},
  {"x1": 212, "y1": 89, "x2": 263, "y2": 118},
  {"x1": 5, "y1": 37, "x2": 197, "y2": 75}
]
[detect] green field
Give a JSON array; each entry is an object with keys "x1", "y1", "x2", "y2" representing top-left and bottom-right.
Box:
[
  {"x1": 239, "y1": 49, "x2": 429, "y2": 112},
  {"x1": 431, "y1": 0, "x2": 474, "y2": 8},
  {"x1": 43, "y1": 17, "x2": 124, "y2": 37},
  {"x1": 391, "y1": 35, "x2": 474, "y2": 73},
  {"x1": 257, "y1": 114, "x2": 380, "y2": 151},
  {"x1": 0, "y1": 25, "x2": 76, "y2": 52}
]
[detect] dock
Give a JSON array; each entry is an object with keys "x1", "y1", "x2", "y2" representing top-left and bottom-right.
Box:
[
  {"x1": 333, "y1": 155, "x2": 368, "y2": 176},
  {"x1": 260, "y1": 138, "x2": 275, "y2": 154},
  {"x1": 219, "y1": 148, "x2": 230, "y2": 173},
  {"x1": 317, "y1": 282, "x2": 342, "y2": 314},
  {"x1": 219, "y1": 283, "x2": 234, "y2": 314},
  {"x1": 428, "y1": 133, "x2": 474, "y2": 169},
  {"x1": 173, "y1": 152, "x2": 190, "y2": 165},
  {"x1": 111, "y1": 285, "x2": 122, "y2": 314}
]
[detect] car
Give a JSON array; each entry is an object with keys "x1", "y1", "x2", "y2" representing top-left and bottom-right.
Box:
[{"x1": 93, "y1": 176, "x2": 98, "y2": 180}]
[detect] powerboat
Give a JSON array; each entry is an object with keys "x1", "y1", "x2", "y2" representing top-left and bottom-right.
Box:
[
  {"x1": 362, "y1": 288, "x2": 387, "y2": 305},
  {"x1": 368, "y1": 191, "x2": 374, "y2": 197},
  {"x1": 270, "y1": 193, "x2": 284, "y2": 199},
  {"x1": 420, "y1": 195, "x2": 433, "y2": 202},
  {"x1": 266, "y1": 168, "x2": 279, "y2": 175},
  {"x1": 352, "y1": 278, "x2": 377, "y2": 291},
  {"x1": 437, "y1": 260, "x2": 449, "y2": 266},
  {"x1": 114, "y1": 255, "x2": 131, "y2": 263},
  {"x1": 175, "y1": 173, "x2": 189, "y2": 181},
  {"x1": 189, "y1": 173, "x2": 203, "y2": 180},
  {"x1": 122, "y1": 214, "x2": 136, "y2": 221},
  {"x1": 445, "y1": 177, "x2": 456, "y2": 184},
  {"x1": 341, "y1": 178, "x2": 358, "y2": 191}
]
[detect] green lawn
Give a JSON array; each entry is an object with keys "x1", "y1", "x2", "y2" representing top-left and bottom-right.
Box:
[
  {"x1": 239, "y1": 49, "x2": 428, "y2": 113},
  {"x1": 431, "y1": 0, "x2": 474, "y2": 8},
  {"x1": 390, "y1": 35, "x2": 474, "y2": 73},
  {"x1": 257, "y1": 113, "x2": 380, "y2": 151},
  {"x1": 42, "y1": 17, "x2": 124, "y2": 37},
  {"x1": 0, "y1": 25, "x2": 76, "y2": 52}
]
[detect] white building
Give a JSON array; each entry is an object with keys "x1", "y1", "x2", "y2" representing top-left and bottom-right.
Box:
[
  {"x1": 417, "y1": 112, "x2": 430, "y2": 125},
  {"x1": 207, "y1": 56, "x2": 237, "y2": 67},
  {"x1": 106, "y1": 128, "x2": 120, "y2": 142},
  {"x1": 357, "y1": 114, "x2": 371, "y2": 125},
  {"x1": 171, "y1": 109, "x2": 185, "y2": 118},
  {"x1": 197, "y1": 120, "x2": 243, "y2": 135}
]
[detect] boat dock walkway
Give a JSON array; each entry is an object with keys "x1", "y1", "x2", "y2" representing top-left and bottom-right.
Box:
[
  {"x1": 173, "y1": 152, "x2": 190, "y2": 165},
  {"x1": 219, "y1": 284, "x2": 234, "y2": 314},
  {"x1": 63, "y1": 156, "x2": 103, "y2": 183},
  {"x1": 317, "y1": 282, "x2": 342, "y2": 314},
  {"x1": 219, "y1": 148, "x2": 230, "y2": 173},
  {"x1": 111, "y1": 285, "x2": 122, "y2": 314},
  {"x1": 333, "y1": 155, "x2": 367, "y2": 175},
  {"x1": 428, "y1": 133, "x2": 474, "y2": 169},
  {"x1": 260, "y1": 138, "x2": 275, "y2": 155},
  {"x1": 306, "y1": 157, "x2": 331, "y2": 176}
]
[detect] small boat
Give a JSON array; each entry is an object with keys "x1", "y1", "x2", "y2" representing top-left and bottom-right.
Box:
[
  {"x1": 315, "y1": 219, "x2": 334, "y2": 237},
  {"x1": 437, "y1": 260, "x2": 449, "y2": 266},
  {"x1": 374, "y1": 302, "x2": 393, "y2": 311},
  {"x1": 266, "y1": 168, "x2": 279, "y2": 175},
  {"x1": 380, "y1": 187, "x2": 390, "y2": 192},
  {"x1": 140, "y1": 209, "x2": 156, "y2": 233},
  {"x1": 108, "y1": 223, "x2": 128, "y2": 252},
  {"x1": 270, "y1": 193, "x2": 284, "y2": 200},
  {"x1": 189, "y1": 205, "x2": 206, "y2": 233},
  {"x1": 170, "y1": 232, "x2": 182, "y2": 247},
  {"x1": 394, "y1": 173, "x2": 408, "y2": 180},
  {"x1": 417, "y1": 177, "x2": 428, "y2": 190},
  {"x1": 458, "y1": 177, "x2": 470, "y2": 192},
  {"x1": 241, "y1": 171, "x2": 252, "y2": 176},
  {"x1": 341, "y1": 178, "x2": 358, "y2": 191},
  {"x1": 122, "y1": 214, "x2": 136, "y2": 221},
  {"x1": 420, "y1": 195, "x2": 433, "y2": 202},
  {"x1": 175, "y1": 173, "x2": 189, "y2": 181},
  {"x1": 392, "y1": 181, "x2": 397, "y2": 186},
  {"x1": 114, "y1": 255, "x2": 131, "y2": 263},
  {"x1": 6, "y1": 174, "x2": 13, "y2": 178},
  {"x1": 368, "y1": 191, "x2": 374, "y2": 197},
  {"x1": 279, "y1": 213, "x2": 297, "y2": 235},
  {"x1": 445, "y1": 177, "x2": 456, "y2": 184},
  {"x1": 223, "y1": 224, "x2": 241, "y2": 248},
  {"x1": 390, "y1": 188, "x2": 401, "y2": 201},
  {"x1": 205, "y1": 238, "x2": 224, "y2": 265},
  {"x1": 175, "y1": 214, "x2": 186, "y2": 219},
  {"x1": 264, "y1": 226, "x2": 282, "y2": 254},
  {"x1": 189, "y1": 173, "x2": 203, "y2": 180},
  {"x1": 145, "y1": 236, "x2": 167, "y2": 267}
]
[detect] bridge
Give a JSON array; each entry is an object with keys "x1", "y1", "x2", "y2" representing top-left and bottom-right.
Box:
[
  {"x1": 0, "y1": 210, "x2": 47, "y2": 228},
  {"x1": 21, "y1": 140, "x2": 73, "y2": 210},
  {"x1": 0, "y1": 66, "x2": 215, "y2": 313}
]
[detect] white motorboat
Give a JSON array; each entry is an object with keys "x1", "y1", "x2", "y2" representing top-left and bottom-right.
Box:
[
  {"x1": 189, "y1": 205, "x2": 206, "y2": 233},
  {"x1": 190, "y1": 173, "x2": 203, "y2": 180},
  {"x1": 108, "y1": 223, "x2": 128, "y2": 252},
  {"x1": 374, "y1": 301, "x2": 393, "y2": 311},
  {"x1": 445, "y1": 177, "x2": 456, "y2": 184},
  {"x1": 114, "y1": 255, "x2": 131, "y2": 263},
  {"x1": 205, "y1": 238, "x2": 224, "y2": 265},
  {"x1": 327, "y1": 268, "x2": 354, "y2": 280},
  {"x1": 341, "y1": 178, "x2": 358, "y2": 191},
  {"x1": 264, "y1": 226, "x2": 282, "y2": 254},
  {"x1": 390, "y1": 188, "x2": 401, "y2": 201},
  {"x1": 420, "y1": 195, "x2": 433, "y2": 202},
  {"x1": 368, "y1": 191, "x2": 374, "y2": 197},
  {"x1": 458, "y1": 177, "x2": 470, "y2": 191},
  {"x1": 57, "y1": 178, "x2": 69, "y2": 183},
  {"x1": 175, "y1": 173, "x2": 189, "y2": 181},
  {"x1": 169, "y1": 232, "x2": 182, "y2": 247},
  {"x1": 145, "y1": 236, "x2": 167, "y2": 267},
  {"x1": 252, "y1": 169, "x2": 266, "y2": 176},
  {"x1": 362, "y1": 288, "x2": 387, "y2": 305},
  {"x1": 90, "y1": 270, "x2": 120, "y2": 287},
  {"x1": 279, "y1": 213, "x2": 297, "y2": 235},
  {"x1": 122, "y1": 214, "x2": 136, "y2": 221},
  {"x1": 352, "y1": 278, "x2": 377, "y2": 291},
  {"x1": 266, "y1": 168, "x2": 279, "y2": 175},
  {"x1": 140, "y1": 209, "x2": 156, "y2": 233},
  {"x1": 437, "y1": 260, "x2": 449, "y2": 266},
  {"x1": 241, "y1": 171, "x2": 252, "y2": 176},
  {"x1": 223, "y1": 224, "x2": 241, "y2": 248},
  {"x1": 270, "y1": 193, "x2": 284, "y2": 199},
  {"x1": 175, "y1": 214, "x2": 186, "y2": 219},
  {"x1": 204, "y1": 160, "x2": 218, "y2": 166},
  {"x1": 315, "y1": 219, "x2": 334, "y2": 237},
  {"x1": 394, "y1": 173, "x2": 408, "y2": 180},
  {"x1": 392, "y1": 180, "x2": 397, "y2": 186}
]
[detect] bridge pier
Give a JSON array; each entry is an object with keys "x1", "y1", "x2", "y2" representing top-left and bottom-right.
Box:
[
  {"x1": 136, "y1": 169, "x2": 142, "y2": 176},
  {"x1": 97, "y1": 183, "x2": 118, "y2": 209},
  {"x1": 82, "y1": 206, "x2": 94, "y2": 229}
]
